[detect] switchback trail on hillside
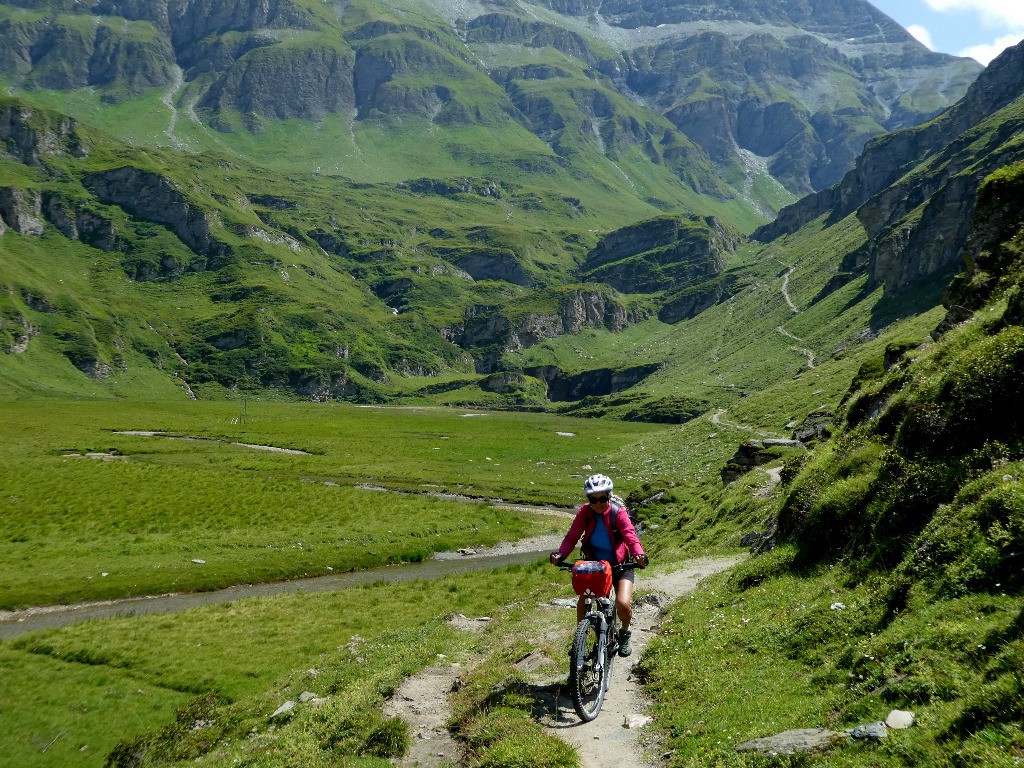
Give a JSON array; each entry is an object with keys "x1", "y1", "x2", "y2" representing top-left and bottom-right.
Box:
[
  {"x1": 710, "y1": 408, "x2": 786, "y2": 439},
  {"x1": 388, "y1": 556, "x2": 742, "y2": 768}
]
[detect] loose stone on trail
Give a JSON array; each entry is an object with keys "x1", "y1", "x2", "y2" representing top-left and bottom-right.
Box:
[
  {"x1": 549, "y1": 598, "x2": 578, "y2": 608},
  {"x1": 623, "y1": 714, "x2": 653, "y2": 729}
]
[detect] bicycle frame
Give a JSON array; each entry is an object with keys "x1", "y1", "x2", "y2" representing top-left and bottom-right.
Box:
[{"x1": 582, "y1": 593, "x2": 617, "y2": 660}]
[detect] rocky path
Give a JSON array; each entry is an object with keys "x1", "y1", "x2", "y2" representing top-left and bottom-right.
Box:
[
  {"x1": 384, "y1": 556, "x2": 742, "y2": 768},
  {"x1": 540, "y1": 558, "x2": 741, "y2": 768},
  {"x1": 775, "y1": 325, "x2": 816, "y2": 369},
  {"x1": 779, "y1": 264, "x2": 799, "y2": 314}
]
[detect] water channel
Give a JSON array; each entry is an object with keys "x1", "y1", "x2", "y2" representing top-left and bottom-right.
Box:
[{"x1": 0, "y1": 546, "x2": 558, "y2": 640}]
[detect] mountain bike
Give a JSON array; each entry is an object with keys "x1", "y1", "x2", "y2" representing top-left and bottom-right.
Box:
[{"x1": 557, "y1": 559, "x2": 644, "y2": 722}]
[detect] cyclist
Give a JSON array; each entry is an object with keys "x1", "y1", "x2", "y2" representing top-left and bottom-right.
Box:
[{"x1": 550, "y1": 473, "x2": 648, "y2": 656}]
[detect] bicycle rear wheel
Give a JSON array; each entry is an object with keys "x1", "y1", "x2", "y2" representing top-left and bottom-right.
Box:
[{"x1": 569, "y1": 618, "x2": 607, "y2": 721}]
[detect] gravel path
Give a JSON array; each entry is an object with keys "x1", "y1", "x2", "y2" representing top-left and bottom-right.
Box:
[
  {"x1": 540, "y1": 557, "x2": 743, "y2": 768},
  {"x1": 384, "y1": 556, "x2": 743, "y2": 768}
]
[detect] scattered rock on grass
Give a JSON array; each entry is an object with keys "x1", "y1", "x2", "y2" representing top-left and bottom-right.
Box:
[
  {"x1": 270, "y1": 701, "x2": 296, "y2": 719},
  {"x1": 549, "y1": 598, "x2": 578, "y2": 609},
  {"x1": 849, "y1": 722, "x2": 888, "y2": 740},
  {"x1": 886, "y1": 710, "x2": 915, "y2": 729},
  {"x1": 735, "y1": 728, "x2": 846, "y2": 755},
  {"x1": 623, "y1": 714, "x2": 653, "y2": 729},
  {"x1": 514, "y1": 649, "x2": 554, "y2": 673}
]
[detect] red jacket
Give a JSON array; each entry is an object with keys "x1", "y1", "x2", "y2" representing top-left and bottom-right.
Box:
[{"x1": 557, "y1": 502, "x2": 644, "y2": 565}]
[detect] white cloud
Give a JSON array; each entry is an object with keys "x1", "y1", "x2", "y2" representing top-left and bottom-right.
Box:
[
  {"x1": 959, "y1": 33, "x2": 1024, "y2": 64},
  {"x1": 907, "y1": 24, "x2": 935, "y2": 49},
  {"x1": 924, "y1": 0, "x2": 1024, "y2": 29}
]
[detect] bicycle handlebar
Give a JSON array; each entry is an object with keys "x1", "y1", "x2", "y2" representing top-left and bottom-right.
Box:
[{"x1": 553, "y1": 557, "x2": 649, "y2": 569}]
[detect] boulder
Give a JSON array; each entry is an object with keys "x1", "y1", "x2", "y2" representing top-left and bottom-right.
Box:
[
  {"x1": 721, "y1": 439, "x2": 804, "y2": 484},
  {"x1": 886, "y1": 710, "x2": 915, "y2": 729},
  {"x1": 736, "y1": 728, "x2": 846, "y2": 755},
  {"x1": 849, "y1": 721, "x2": 888, "y2": 741}
]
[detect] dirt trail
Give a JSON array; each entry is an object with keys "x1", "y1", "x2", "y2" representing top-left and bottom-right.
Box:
[
  {"x1": 710, "y1": 408, "x2": 785, "y2": 439},
  {"x1": 780, "y1": 265, "x2": 799, "y2": 314},
  {"x1": 385, "y1": 556, "x2": 742, "y2": 768},
  {"x1": 384, "y1": 664, "x2": 465, "y2": 766},
  {"x1": 539, "y1": 557, "x2": 742, "y2": 768}
]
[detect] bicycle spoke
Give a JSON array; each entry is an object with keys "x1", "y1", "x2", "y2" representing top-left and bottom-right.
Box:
[{"x1": 569, "y1": 618, "x2": 607, "y2": 721}]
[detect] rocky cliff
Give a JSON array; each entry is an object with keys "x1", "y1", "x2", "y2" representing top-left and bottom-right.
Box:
[
  {"x1": 934, "y1": 161, "x2": 1024, "y2": 336},
  {"x1": 451, "y1": 290, "x2": 643, "y2": 373},
  {"x1": 0, "y1": 0, "x2": 982, "y2": 208},
  {"x1": 82, "y1": 166, "x2": 231, "y2": 265},
  {"x1": 0, "y1": 99, "x2": 88, "y2": 164},
  {"x1": 582, "y1": 213, "x2": 737, "y2": 319},
  {"x1": 755, "y1": 40, "x2": 1024, "y2": 296}
]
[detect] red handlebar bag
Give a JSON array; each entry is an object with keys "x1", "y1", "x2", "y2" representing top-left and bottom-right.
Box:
[{"x1": 572, "y1": 560, "x2": 613, "y2": 597}]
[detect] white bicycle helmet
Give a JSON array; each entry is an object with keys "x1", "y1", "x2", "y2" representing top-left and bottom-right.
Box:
[{"x1": 583, "y1": 473, "x2": 614, "y2": 495}]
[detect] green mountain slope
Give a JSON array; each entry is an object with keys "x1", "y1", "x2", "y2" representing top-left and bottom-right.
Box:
[
  {"x1": 0, "y1": 30, "x2": 1018, "y2": 410},
  {"x1": 0, "y1": 0, "x2": 980, "y2": 214}
]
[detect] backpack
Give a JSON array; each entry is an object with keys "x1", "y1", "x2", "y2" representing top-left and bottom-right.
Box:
[{"x1": 613, "y1": 493, "x2": 645, "y2": 534}]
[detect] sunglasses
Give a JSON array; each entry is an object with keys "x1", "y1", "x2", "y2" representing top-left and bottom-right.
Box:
[{"x1": 587, "y1": 494, "x2": 610, "y2": 503}]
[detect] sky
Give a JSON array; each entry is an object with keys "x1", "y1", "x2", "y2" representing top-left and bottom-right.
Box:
[{"x1": 869, "y1": 0, "x2": 1024, "y2": 64}]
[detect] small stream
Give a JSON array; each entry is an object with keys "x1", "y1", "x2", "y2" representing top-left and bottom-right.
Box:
[{"x1": 0, "y1": 546, "x2": 559, "y2": 640}]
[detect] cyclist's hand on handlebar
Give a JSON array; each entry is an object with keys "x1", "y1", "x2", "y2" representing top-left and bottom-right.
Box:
[
  {"x1": 550, "y1": 551, "x2": 564, "y2": 565},
  {"x1": 635, "y1": 553, "x2": 649, "y2": 568}
]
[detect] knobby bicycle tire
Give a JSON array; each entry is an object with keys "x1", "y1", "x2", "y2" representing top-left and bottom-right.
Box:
[{"x1": 569, "y1": 617, "x2": 607, "y2": 721}]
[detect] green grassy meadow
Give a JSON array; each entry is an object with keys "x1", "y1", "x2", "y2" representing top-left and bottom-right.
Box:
[
  {"x1": 0, "y1": 400, "x2": 667, "y2": 767},
  {"x1": 0, "y1": 401, "x2": 672, "y2": 609}
]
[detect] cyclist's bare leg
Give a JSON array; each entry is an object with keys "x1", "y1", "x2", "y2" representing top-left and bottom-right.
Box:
[
  {"x1": 616, "y1": 578, "x2": 633, "y2": 630},
  {"x1": 576, "y1": 595, "x2": 586, "y2": 623}
]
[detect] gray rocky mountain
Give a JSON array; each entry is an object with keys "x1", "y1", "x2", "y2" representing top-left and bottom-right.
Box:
[
  {"x1": 0, "y1": 0, "x2": 981, "y2": 204},
  {"x1": 755, "y1": 39, "x2": 1024, "y2": 296}
]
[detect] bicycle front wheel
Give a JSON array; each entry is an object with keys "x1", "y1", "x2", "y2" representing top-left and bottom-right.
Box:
[{"x1": 569, "y1": 618, "x2": 607, "y2": 721}]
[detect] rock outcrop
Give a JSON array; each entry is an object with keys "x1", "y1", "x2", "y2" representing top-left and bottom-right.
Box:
[
  {"x1": 42, "y1": 192, "x2": 119, "y2": 250},
  {"x1": 583, "y1": 215, "x2": 737, "y2": 316},
  {"x1": 524, "y1": 363, "x2": 661, "y2": 401},
  {"x1": 452, "y1": 290, "x2": 640, "y2": 373},
  {"x1": 0, "y1": 187, "x2": 44, "y2": 235},
  {"x1": 934, "y1": 160, "x2": 1024, "y2": 336},
  {"x1": 721, "y1": 439, "x2": 804, "y2": 484},
  {"x1": 0, "y1": 14, "x2": 175, "y2": 99},
  {"x1": 82, "y1": 167, "x2": 231, "y2": 264},
  {"x1": 201, "y1": 45, "x2": 355, "y2": 123},
  {"x1": 0, "y1": 99, "x2": 88, "y2": 165},
  {"x1": 754, "y1": 40, "x2": 1024, "y2": 296}
]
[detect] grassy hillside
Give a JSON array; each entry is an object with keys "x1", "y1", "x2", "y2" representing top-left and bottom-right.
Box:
[
  {"x1": 628, "y1": 162, "x2": 1024, "y2": 767},
  {"x1": 0, "y1": 91, "x2": 781, "y2": 405}
]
